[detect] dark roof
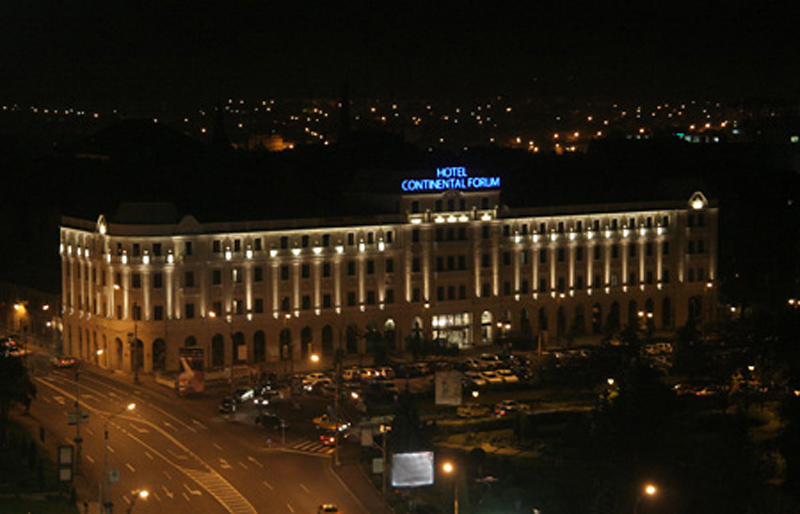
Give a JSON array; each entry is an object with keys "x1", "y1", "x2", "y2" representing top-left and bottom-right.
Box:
[{"x1": 112, "y1": 202, "x2": 179, "y2": 224}]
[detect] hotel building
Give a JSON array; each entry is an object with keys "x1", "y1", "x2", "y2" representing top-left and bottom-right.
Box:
[{"x1": 59, "y1": 168, "x2": 718, "y2": 375}]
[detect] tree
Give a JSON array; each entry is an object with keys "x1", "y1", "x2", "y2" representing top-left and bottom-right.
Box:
[{"x1": 0, "y1": 356, "x2": 36, "y2": 446}]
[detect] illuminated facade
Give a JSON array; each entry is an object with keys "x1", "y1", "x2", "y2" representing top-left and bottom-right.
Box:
[{"x1": 59, "y1": 182, "x2": 718, "y2": 375}]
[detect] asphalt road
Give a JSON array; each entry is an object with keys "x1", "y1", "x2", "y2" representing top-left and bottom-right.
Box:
[{"x1": 29, "y1": 357, "x2": 368, "y2": 514}]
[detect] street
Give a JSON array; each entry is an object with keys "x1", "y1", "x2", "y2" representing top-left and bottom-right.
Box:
[{"x1": 29, "y1": 358, "x2": 369, "y2": 514}]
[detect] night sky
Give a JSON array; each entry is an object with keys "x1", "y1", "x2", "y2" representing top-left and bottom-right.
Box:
[{"x1": 1, "y1": 0, "x2": 799, "y2": 106}]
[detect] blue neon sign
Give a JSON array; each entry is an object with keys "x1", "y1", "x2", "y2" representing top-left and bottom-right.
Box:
[{"x1": 401, "y1": 167, "x2": 501, "y2": 192}]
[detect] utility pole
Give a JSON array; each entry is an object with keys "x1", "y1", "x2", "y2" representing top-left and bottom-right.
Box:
[
  {"x1": 133, "y1": 321, "x2": 139, "y2": 385},
  {"x1": 73, "y1": 365, "x2": 83, "y2": 475},
  {"x1": 333, "y1": 326, "x2": 343, "y2": 466}
]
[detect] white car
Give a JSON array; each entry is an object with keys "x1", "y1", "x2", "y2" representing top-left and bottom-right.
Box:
[
  {"x1": 480, "y1": 370, "x2": 504, "y2": 386},
  {"x1": 303, "y1": 372, "x2": 329, "y2": 389},
  {"x1": 496, "y1": 369, "x2": 519, "y2": 384}
]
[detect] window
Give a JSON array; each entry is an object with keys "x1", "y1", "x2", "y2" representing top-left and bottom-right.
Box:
[
  {"x1": 185, "y1": 241, "x2": 193, "y2": 256},
  {"x1": 281, "y1": 297, "x2": 291, "y2": 312},
  {"x1": 576, "y1": 247, "x2": 584, "y2": 261},
  {"x1": 437, "y1": 287, "x2": 445, "y2": 301},
  {"x1": 323, "y1": 294, "x2": 332, "y2": 308},
  {"x1": 436, "y1": 256, "x2": 444, "y2": 271},
  {"x1": 557, "y1": 248, "x2": 565, "y2": 262},
  {"x1": 386, "y1": 231, "x2": 394, "y2": 244},
  {"x1": 482, "y1": 283, "x2": 491, "y2": 297},
  {"x1": 521, "y1": 280, "x2": 529, "y2": 294},
  {"x1": 347, "y1": 292, "x2": 357, "y2": 306},
  {"x1": 646, "y1": 271, "x2": 654, "y2": 284},
  {"x1": 254, "y1": 267, "x2": 264, "y2": 282},
  {"x1": 132, "y1": 273, "x2": 141, "y2": 289},
  {"x1": 662, "y1": 269, "x2": 670, "y2": 283},
  {"x1": 688, "y1": 241, "x2": 695, "y2": 254},
  {"x1": 254, "y1": 299, "x2": 264, "y2": 313},
  {"x1": 302, "y1": 295, "x2": 311, "y2": 310},
  {"x1": 458, "y1": 227, "x2": 466, "y2": 240},
  {"x1": 459, "y1": 285, "x2": 466, "y2": 299},
  {"x1": 593, "y1": 274, "x2": 601, "y2": 287},
  {"x1": 557, "y1": 277, "x2": 565, "y2": 292},
  {"x1": 697, "y1": 268, "x2": 705, "y2": 281},
  {"x1": 503, "y1": 252, "x2": 511, "y2": 266},
  {"x1": 254, "y1": 238, "x2": 262, "y2": 251},
  {"x1": 347, "y1": 233, "x2": 355, "y2": 246},
  {"x1": 367, "y1": 260, "x2": 375, "y2": 275},
  {"x1": 521, "y1": 250, "x2": 529, "y2": 264},
  {"x1": 435, "y1": 199, "x2": 442, "y2": 211},
  {"x1": 412, "y1": 257, "x2": 421, "y2": 273},
  {"x1": 611, "y1": 245, "x2": 619, "y2": 259},
  {"x1": 697, "y1": 240, "x2": 705, "y2": 253},
  {"x1": 610, "y1": 274, "x2": 619, "y2": 287},
  {"x1": 385, "y1": 289, "x2": 395, "y2": 304},
  {"x1": 233, "y1": 268, "x2": 243, "y2": 283},
  {"x1": 458, "y1": 255, "x2": 466, "y2": 270},
  {"x1": 185, "y1": 303, "x2": 195, "y2": 319},
  {"x1": 539, "y1": 249, "x2": 547, "y2": 264},
  {"x1": 688, "y1": 269, "x2": 695, "y2": 282},
  {"x1": 153, "y1": 305, "x2": 163, "y2": 321},
  {"x1": 386, "y1": 258, "x2": 394, "y2": 273},
  {"x1": 411, "y1": 201, "x2": 419, "y2": 213},
  {"x1": 482, "y1": 225, "x2": 490, "y2": 239},
  {"x1": 447, "y1": 286, "x2": 455, "y2": 300},
  {"x1": 576, "y1": 276, "x2": 584, "y2": 290},
  {"x1": 629, "y1": 245, "x2": 636, "y2": 258},
  {"x1": 412, "y1": 229, "x2": 420, "y2": 243},
  {"x1": 281, "y1": 265, "x2": 290, "y2": 280},
  {"x1": 447, "y1": 256, "x2": 455, "y2": 270},
  {"x1": 646, "y1": 242, "x2": 653, "y2": 257},
  {"x1": 347, "y1": 261, "x2": 356, "y2": 276},
  {"x1": 212, "y1": 269, "x2": 222, "y2": 285},
  {"x1": 662, "y1": 242, "x2": 670, "y2": 255},
  {"x1": 322, "y1": 234, "x2": 330, "y2": 247},
  {"x1": 213, "y1": 240, "x2": 221, "y2": 253},
  {"x1": 447, "y1": 199, "x2": 454, "y2": 211},
  {"x1": 594, "y1": 246, "x2": 601, "y2": 260},
  {"x1": 153, "y1": 243, "x2": 162, "y2": 256},
  {"x1": 503, "y1": 225, "x2": 510, "y2": 237},
  {"x1": 213, "y1": 301, "x2": 222, "y2": 315},
  {"x1": 482, "y1": 197, "x2": 489, "y2": 209},
  {"x1": 280, "y1": 236, "x2": 289, "y2": 249},
  {"x1": 133, "y1": 243, "x2": 140, "y2": 257},
  {"x1": 629, "y1": 272, "x2": 637, "y2": 285},
  {"x1": 153, "y1": 273, "x2": 163, "y2": 289},
  {"x1": 234, "y1": 239, "x2": 241, "y2": 252},
  {"x1": 539, "y1": 278, "x2": 547, "y2": 291},
  {"x1": 301, "y1": 235, "x2": 310, "y2": 248},
  {"x1": 367, "y1": 291, "x2": 376, "y2": 305},
  {"x1": 367, "y1": 232, "x2": 374, "y2": 244},
  {"x1": 412, "y1": 287, "x2": 421, "y2": 302},
  {"x1": 322, "y1": 263, "x2": 331, "y2": 278},
  {"x1": 302, "y1": 264, "x2": 310, "y2": 279},
  {"x1": 503, "y1": 282, "x2": 512, "y2": 296},
  {"x1": 132, "y1": 304, "x2": 142, "y2": 321},
  {"x1": 482, "y1": 253, "x2": 491, "y2": 268}
]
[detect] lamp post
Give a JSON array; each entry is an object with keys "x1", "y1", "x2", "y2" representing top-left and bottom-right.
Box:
[
  {"x1": 125, "y1": 489, "x2": 149, "y2": 514},
  {"x1": 633, "y1": 483, "x2": 657, "y2": 514},
  {"x1": 442, "y1": 461, "x2": 458, "y2": 514},
  {"x1": 103, "y1": 402, "x2": 136, "y2": 514}
]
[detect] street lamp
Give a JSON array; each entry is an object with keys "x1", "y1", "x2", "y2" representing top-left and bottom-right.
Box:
[
  {"x1": 126, "y1": 489, "x2": 149, "y2": 514},
  {"x1": 103, "y1": 402, "x2": 136, "y2": 514},
  {"x1": 633, "y1": 483, "x2": 657, "y2": 514},
  {"x1": 442, "y1": 461, "x2": 458, "y2": 514}
]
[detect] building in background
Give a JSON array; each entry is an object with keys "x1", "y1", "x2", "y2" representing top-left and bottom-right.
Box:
[{"x1": 59, "y1": 168, "x2": 718, "y2": 375}]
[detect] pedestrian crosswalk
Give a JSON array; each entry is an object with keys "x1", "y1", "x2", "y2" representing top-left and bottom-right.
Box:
[
  {"x1": 181, "y1": 467, "x2": 257, "y2": 514},
  {"x1": 284, "y1": 438, "x2": 335, "y2": 456}
]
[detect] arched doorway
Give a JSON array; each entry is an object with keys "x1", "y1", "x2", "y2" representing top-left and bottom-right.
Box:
[
  {"x1": 322, "y1": 325, "x2": 334, "y2": 357},
  {"x1": 115, "y1": 337, "x2": 123, "y2": 370},
  {"x1": 152, "y1": 338, "x2": 166, "y2": 372},
  {"x1": 662, "y1": 297, "x2": 672, "y2": 328},
  {"x1": 591, "y1": 303, "x2": 602, "y2": 334},
  {"x1": 301, "y1": 326, "x2": 313, "y2": 358},
  {"x1": 607, "y1": 302, "x2": 621, "y2": 335},
  {"x1": 211, "y1": 334, "x2": 225, "y2": 368},
  {"x1": 481, "y1": 311, "x2": 493, "y2": 343},
  {"x1": 688, "y1": 296, "x2": 702, "y2": 322},
  {"x1": 556, "y1": 306, "x2": 566, "y2": 340},
  {"x1": 280, "y1": 328, "x2": 292, "y2": 361},
  {"x1": 134, "y1": 339, "x2": 144, "y2": 373},
  {"x1": 627, "y1": 300, "x2": 639, "y2": 329},
  {"x1": 185, "y1": 336, "x2": 197, "y2": 347},
  {"x1": 346, "y1": 325, "x2": 359, "y2": 354},
  {"x1": 538, "y1": 307, "x2": 548, "y2": 332},
  {"x1": 253, "y1": 331, "x2": 266, "y2": 363},
  {"x1": 572, "y1": 304, "x2": 585, "y2": 337},
  {"x1": 233, "y1": 332, "x2": 246, "y2": 364},
  {"x1": 384, "y1": 319, "x2": 397, "y2": 351}
]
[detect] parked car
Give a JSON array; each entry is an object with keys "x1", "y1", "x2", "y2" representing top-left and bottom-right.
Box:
[
  {"x1": 253, "y1": 388, "x2": 283, "y2": 406},
  {"x1": 318, "y1": 429, "x2": 348, "y2": 446},
  {"x1": 456, "y1": 404, "x2": 491, "y2": 418},
  {"x1": 493, "y1": 400, "x2": 530, "y2": 416},
  {"x1": 480, "y1": 370, "x2": 504, "y2": 386},
  {"x1": 233, "y1": 388, "x2": 254, "y2": 402},
  {"x1": 313, "y1": 414, "x2": 350, "y2": 432},
  {"x1": 496, "y1": 369, "x2": 520, "y2": 385},
  {"x1": 218, "y1": 397, "x2": 237, "y2": 414},
  {"x1": 342, "y1": 368, "x2": 361, "y2": 382},
  {"x1": 317, "y1": 504, "x2": 340, "y2": 513},
  {"x1": 463, "y1": 371, "x2": 488, "y2": 388}
]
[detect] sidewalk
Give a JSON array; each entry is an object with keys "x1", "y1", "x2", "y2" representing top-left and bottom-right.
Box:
[{"x1": 330, "y1": 446, "x2": 394, "y2": 514}]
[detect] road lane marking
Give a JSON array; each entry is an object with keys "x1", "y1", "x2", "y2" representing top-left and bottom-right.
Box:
[
  {"x1": 192, "y1": 419, "x2": 207, "y2": 429},
  {"x1": 145, "y1": 451, "x2": 153, "y2": 460},
  {"x1": 168, "y1": 449, "x2": 188, "y2": 460},
  {"x1": 53, "y1": 395, "x2": 65, "y2": 405},
  {"x1": 129, "y1": 423, "x2": 150, "y2": 434},
  {"x1": 299, "y1": 483, "x2": 310, "y2": 493},
  {"x1": 86, "y1": 455, "x2": 94, "y2": 464},
  {"x1": 262, "y1": 480, "x2": 273, "y2": 490},
  {"x1": 286, "y1": 502, "x2": 295, "y2": 513},
  {"x1": 213, "y1": 443, "x2": 224, "y2": 451},
  {"x1": 164, "y1": 470, "x2": 172, "y2": 480},
  {"x1": 162, "y1": 486, "x2": 174, "y2": 499},
  {"x1": 125, "y1": 463, "x2": 136, "y2": 472},
  {"x1": 247, "y1": 456, "x2": 263, "y2": 468},
  {"x1": 238, "y1": 461, "x2": 249, "y2": 470},
  {"x1": 219, "y1": 458, "x2": 232, "y2": 469},
  {"x1": 183, "y1": 492, "x2": 190, "y2": 501},
  {"x1": 108, "y1": 446, "x2": 115, "y2": 453}
]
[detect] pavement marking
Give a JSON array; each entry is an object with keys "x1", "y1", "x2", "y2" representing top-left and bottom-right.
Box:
[
  {"x1": 129, "y1": 423, "x2": 150, "y2": 434},
  {"x1": 153, "y1": 492, "x2": 161, "y2": 502},
  {"x1": 162, "y1": 485, "x2": 174, "y2": 499},
  {"x1": 299, "y1": 483, "x2": 310, "y2": 494},
  {"x1": 213, "y1": 443, "x2": 224, "y2": 451},
  {"x1": 183, "y1": 483, "x2": 202, "y2": 496},
  {"x1": 53, "y1": 395, "x2": 65, "y2": 405},
  {"x1": 219, "y1": 458, "x2": 232, "y2": 469},
  {"x1": 182, "y1": 467, "x2": 257, "y2": 514},
  {"x1": 164, "y1": 420, "x2": 175, "y2": 430},
  {"x1": 168, "y1": 449, "x2": 188, "y2": 460},
  {"x1": 164, "y1": 470, "x2": 172, "y2": 480},
  {"x1": 107, "y1": 445, "x2": 115, "y2": 453},
  {"x1": 286, "y1": 502, "x2": 295, "y2": 513},
  {"x1": 145, "y1": 451, "x2": 153, "y2": 460},
  {"x1": 262, "y1": 480, "x2": 273, "y2": 490},
  {"x1": 247, "y1": 456, "x2": 263, "y2": 468},
  {"x1": 183, "y1": 492, "x2": 190, "y2": 501},
  {"x1": 285, "y1": 439, "x2": 335, "y2": 456},
  {"x1": 192, "y1": 419, "x2": 207, "y2": 430},
  {"x1": 86, "y1": 455, "x2": 95, "y2": 464},
  {"x1": 85, "y1": 427, "x2": 95, "y2": 437},
  {"x1": 125, "y1": 463, "x2": 136, "y2": 472},
  {"x1": 238, "y1": 461, "x2": 249, "y2": 470}
]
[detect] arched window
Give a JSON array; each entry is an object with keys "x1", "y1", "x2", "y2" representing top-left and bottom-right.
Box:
[
  {"x1": 557, "y1": 306, "x2": 567, "y2": 339},
  {"x1": 322, "y1": 325, "x2": 334, "y2": 357},
  {"x1": 573, "y1": 304, "x2": 585, "y2": 336},
  {"x1": 185, "y1": 336, "x2": 198, "y2": 347},
  {"x1": 301, "y1": 326, "x2": 313, "y2": 357},
  {"x1": 212, "y1": 334, "x2": 225, "y2": 368},
  {"x1": 280, "y1": 329, "x2": 292, "y2": 361},
  {"x1": 152, "y1": 338, "x2": 166, "y2": 372},
  {"x1": 115, "y1": 337, "x2": 123, "y2": 370},
  {"x1": 520, "y1": 309, "x2": 532, "y2": 340},
  {"x1": 538, "y1": 307, "x2": 548, "y2": 332},
  {"x1": 133, "y1": 339, "x2": 144, "y2": 373},
  {"x1": 628, "y1": 300, "x2": 639, "y2": 328},
  {"x1": 688, "y1": 296, "x2": 702, "y2": 321},
  {"x1": 365, "y1": 322, "x2": 378, "y2": 353},
  {"x1": 253, "y1": 331, "x2": 266, "y2": 363},
  {"x1": 607, "y1": 302, "x2": 621, "y2": 335},
  {"x1": 411, "y1": 318, "x2": 423, "y2": 341}
]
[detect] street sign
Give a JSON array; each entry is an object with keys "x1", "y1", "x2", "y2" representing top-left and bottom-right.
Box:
[
  {"x1": 67, "y1": 411, "x2": 90, "y2": 426},
  {"x1": 58, "y1": 445, "x2": 73, "y2": 483},
  {"x1": 108, "y1": 469, "x2": 120, "y2": 484}
]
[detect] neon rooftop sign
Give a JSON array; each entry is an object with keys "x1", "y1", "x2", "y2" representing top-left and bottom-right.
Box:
[{"x1": 401, "y1": 167, "x2": 501, "y2": 192}]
